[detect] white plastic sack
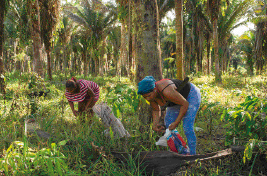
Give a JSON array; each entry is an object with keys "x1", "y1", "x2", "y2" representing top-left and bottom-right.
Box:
[
  {"x1": 155, "y1": 136, "x2": 168, "y2": 146},
  {"x1": 93, "y1": 102, "x2": 131, "y2": 138},
  {"x1": 155, "y1": 129, "x2": 171, "y2": 147}
]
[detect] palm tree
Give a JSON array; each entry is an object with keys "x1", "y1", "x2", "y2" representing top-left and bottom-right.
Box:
[
  {"x1": 255, "y1": 21, "x2": 267, "y2": 74},
  {"x1": 116, "y1": 0, "x2": 128, "y2": 77},
  {"x1": 4, "y1": 12, "x2": 19, "y2": 72},
  {"x1": 70, "y1": 31, "x2": 82, "y2": 75},
  {"x1": 161, "y1": 20, "x2": 176, "y2": 77},
  {"x1": 182, "y1": 0, "x2": 213, "y2": 74},
  {"x1": 237, "y1": 31, "x2": 255, "y2": 75},
  {"x1": 253, "y1": 0, "x2": 267, "y2": 74},
  {"x1": 207, "y1": 0, "x2": 222, "y2": 83},
  {"x1": 55, "y1": 15, "x2": 75, "y2": 74},
  {"x1": 6, "y1": 0, "x2": 32, "y2": 73},
  {"x1": 27, "y1": 0, "x2": 44, "y2": 77},
  {"x1": 132, "y1": 0, "x2": 177, "y2": 129},
  {"x1": 218, "y1": 0, "x2": 252, "y2": 73},
  {"x1": 116, "y1": 0, "x2": 175, "y2": 80},
  {"x1": 107, "y1": 26, "x2": 121, "y2": 74},
  {"x1": 39, "y1": 0, "x2": 60, "y2": 80},
  {"x1": 175, "y1": 0, "x2": 184, "y2": 80},
  {"x1": 64, "y1": 0, "x2": 117, "y2": 76},
  {"x1": 133, "y1": 0, "x2": 163, "y2": 83},
  {"x1": 0, "y1": 0, "x2": 9, "y2": 93}
]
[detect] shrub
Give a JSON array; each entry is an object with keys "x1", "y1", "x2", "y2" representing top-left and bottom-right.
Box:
[{"x1": 222, "y1": 96, "x2": 267, "y2": 145}]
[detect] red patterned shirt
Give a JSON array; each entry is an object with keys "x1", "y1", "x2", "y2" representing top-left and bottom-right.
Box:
[{"x1": 65, "y1": 79, "x2": 100, "y2": 102}]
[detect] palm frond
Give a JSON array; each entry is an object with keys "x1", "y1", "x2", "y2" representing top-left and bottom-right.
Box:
[
  {"x1": 230, "y1": 20, "x2": 250, "y2": 31},
  {"x1": 64, "y1": 9, "x2": 91, "y2": 29},
  {"x1": 225, "y1": 1, "x2": 250, "y2": 30},
  {"x1": 250, "y1": 15, "x2": 267, "y2": 24},
  {"x1": 197, "y1": 4, "x2": 212, "y2": 32},
  {"x1": 219, "y1": 0, "x2": 251, "y2": 40}
]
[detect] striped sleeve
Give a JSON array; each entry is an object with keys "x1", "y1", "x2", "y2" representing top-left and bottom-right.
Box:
[{"x1": 84, "y1": 80, "x2": 100, "y2": 101}]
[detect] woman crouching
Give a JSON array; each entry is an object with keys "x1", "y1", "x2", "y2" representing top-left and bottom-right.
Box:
[{"x1": 65, "y1": 77, "x2": 100, "y2": 123}]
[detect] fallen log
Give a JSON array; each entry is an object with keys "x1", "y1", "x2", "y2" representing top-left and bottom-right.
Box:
[{"x1": 111, "y1": 148, "x2": 233, "y2": 176}]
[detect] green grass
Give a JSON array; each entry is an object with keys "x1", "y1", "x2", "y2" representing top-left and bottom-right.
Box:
[{"x1": 0, "y1": 72, "x2": 266, "y2": 175}]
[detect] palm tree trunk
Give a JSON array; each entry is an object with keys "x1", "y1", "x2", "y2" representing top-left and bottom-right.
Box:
[
  {"x1": 155, "y1": 0, "x2": 162, "y2": 76},
  {"x1": 82, "y1": 50, "x2": 88, "y2": 77},
  {"x1": 134, "y1": 0, "x2": 163, "y2": 83},
  {"x1": 188, "y1": 31, "x2": 192, "y2": 73},
  {"x1": 219, "y1": 41, "x2": 226, "y2": 73},
  {"x1": 213, "y1": 19, "x2": 221, "y2": 83},
  {"x1": 28, "y1": 0, "x2": 44, "y2": 78},
  {"x1": 46, "y1": 48, "x2": 52, "y2": 80},
  {"x1": 198, "y1": 29, "x2": 204, "y2": 73},
  {"x1": 0, "y1": 0, "x2": 6, "y2": 93},
  {"x1": 23, "y1": 54, "x2": 29, "y2": 73},
  {"x1": 14, "y1": 39, "x2": 21, "y2": 74},
  {"x1": 175, "y1": 0, "x2": 184, "y2": 80},
  {"x1": 128, "y1": 0, "x2": 133, "y2": 78},
  {"x1": 40, "y1": 0, "x2": 59, "y2": 80},
  {"x1": 132, "y1": 32, "x2": 136, "y2": 67},
  {"x1": 94, "y1": 51, "x2": 99, "y2": 76},
  {"x1": 191, "y1": 11, "x2": 197, "y2": 74},
  {"x1": 248, "y1": 55, "x2": 253, "y2": 76},
  {"x1": 107, "y1": 50, "x2": 111, "y2": 73},
  {"x1": 78, "y1": 55, "x2": 81, "y2": 74},
  {"x1": 100, "y1": 42, "x2": 106, "y2": 76},
  {"x1": 255, "y1": 22, "x2": 264, "y2": 74},
  {"x1": 133, "y1": 0, "x2": 163, "y2": 131},
  {"x1": 114, "y1": 49, "x2": 119, "y2": 74},
  {"x1": 119, "y1": 19, "x2": 127, "y2": 77},
  {"x1": 207, "y1": 34, "x2": 211, "y2": 75},
  {"x1": 71, "y1": 51, "x2": 76, "y2": 75}
]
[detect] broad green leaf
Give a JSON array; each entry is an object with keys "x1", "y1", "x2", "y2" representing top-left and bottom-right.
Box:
[{"x1": 58, "y1": 140, "x2": 68, "y2": 146}]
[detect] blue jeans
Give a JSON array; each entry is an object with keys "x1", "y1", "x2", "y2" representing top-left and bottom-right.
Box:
[{"x1": 164, "y1": 83, "x2": 201, "y2": 155}]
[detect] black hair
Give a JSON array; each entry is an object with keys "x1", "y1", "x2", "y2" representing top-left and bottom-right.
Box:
[{"x1": 66, "y1": 77, "x2": 80, "y2": 93}]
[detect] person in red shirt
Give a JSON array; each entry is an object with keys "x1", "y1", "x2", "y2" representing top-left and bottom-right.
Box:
[{"x1": 65, "y1": 77, "x2": 100, "y2": 122}]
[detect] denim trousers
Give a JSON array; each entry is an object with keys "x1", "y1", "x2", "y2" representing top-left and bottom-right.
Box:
[{"x1": 164, "y1": 83, "x2": 201, "y2": 155}]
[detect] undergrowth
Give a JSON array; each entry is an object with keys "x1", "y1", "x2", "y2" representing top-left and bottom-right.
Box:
[{"x1": 0, "y1": 72, "x2": 266, "y2": 175}]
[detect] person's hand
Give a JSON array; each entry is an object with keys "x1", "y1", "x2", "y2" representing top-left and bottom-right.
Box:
[
  {"x1": 152, "y1": 123, "x2": 165, "y2": 133},
  {"x1": 168, "y1": 121, "x2": 179, "y2": 130}
]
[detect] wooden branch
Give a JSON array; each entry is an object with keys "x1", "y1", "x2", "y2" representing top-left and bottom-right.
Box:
[{"x1": 112, "y1": 148, "x2": 233, "y2": 176}]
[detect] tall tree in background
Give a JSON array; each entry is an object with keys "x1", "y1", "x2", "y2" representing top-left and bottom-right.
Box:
[
  {"x1": 116, "y1": 0, "x2": 128, "y2": 77},
  {"x1": 55, "y1": 15, "x2": 75, "y2": 73},
  {"x1": 64, "y1": 0, "x2": 117, "y2": 76},
  {"x1": 27, "y1": 0, "x2": 44, "y2": 77},
  {"x1": 128, "y1": 0, "x2": 133, "y2": 78},
  {"x1": 238, "y1": 31, "x2": 255, "y2": 75},
  {"x1": 254, "y1": 0, "x2": 267, "y2": 74},
  {"x1": 175, "y1": 0, "x2": 184, "y2": 80},
  {"x1": 218, "y1": 0, "x2": 252, "y2": 73},
  {"x1": 107, "y1": 26, "x2": 121, "y2": 73},
  {"x1": 5, "y1": 0, "x2": 31, "y2": 74},
  {"x1": 0, "y1": 0, "x2": 9, "y2": 93},
  {"x1": 40, "y1": 0, "x2": 60, "y2": 80},
  {"x1": 207, "y1": 0, "x2": 222, "y2": 83}
]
